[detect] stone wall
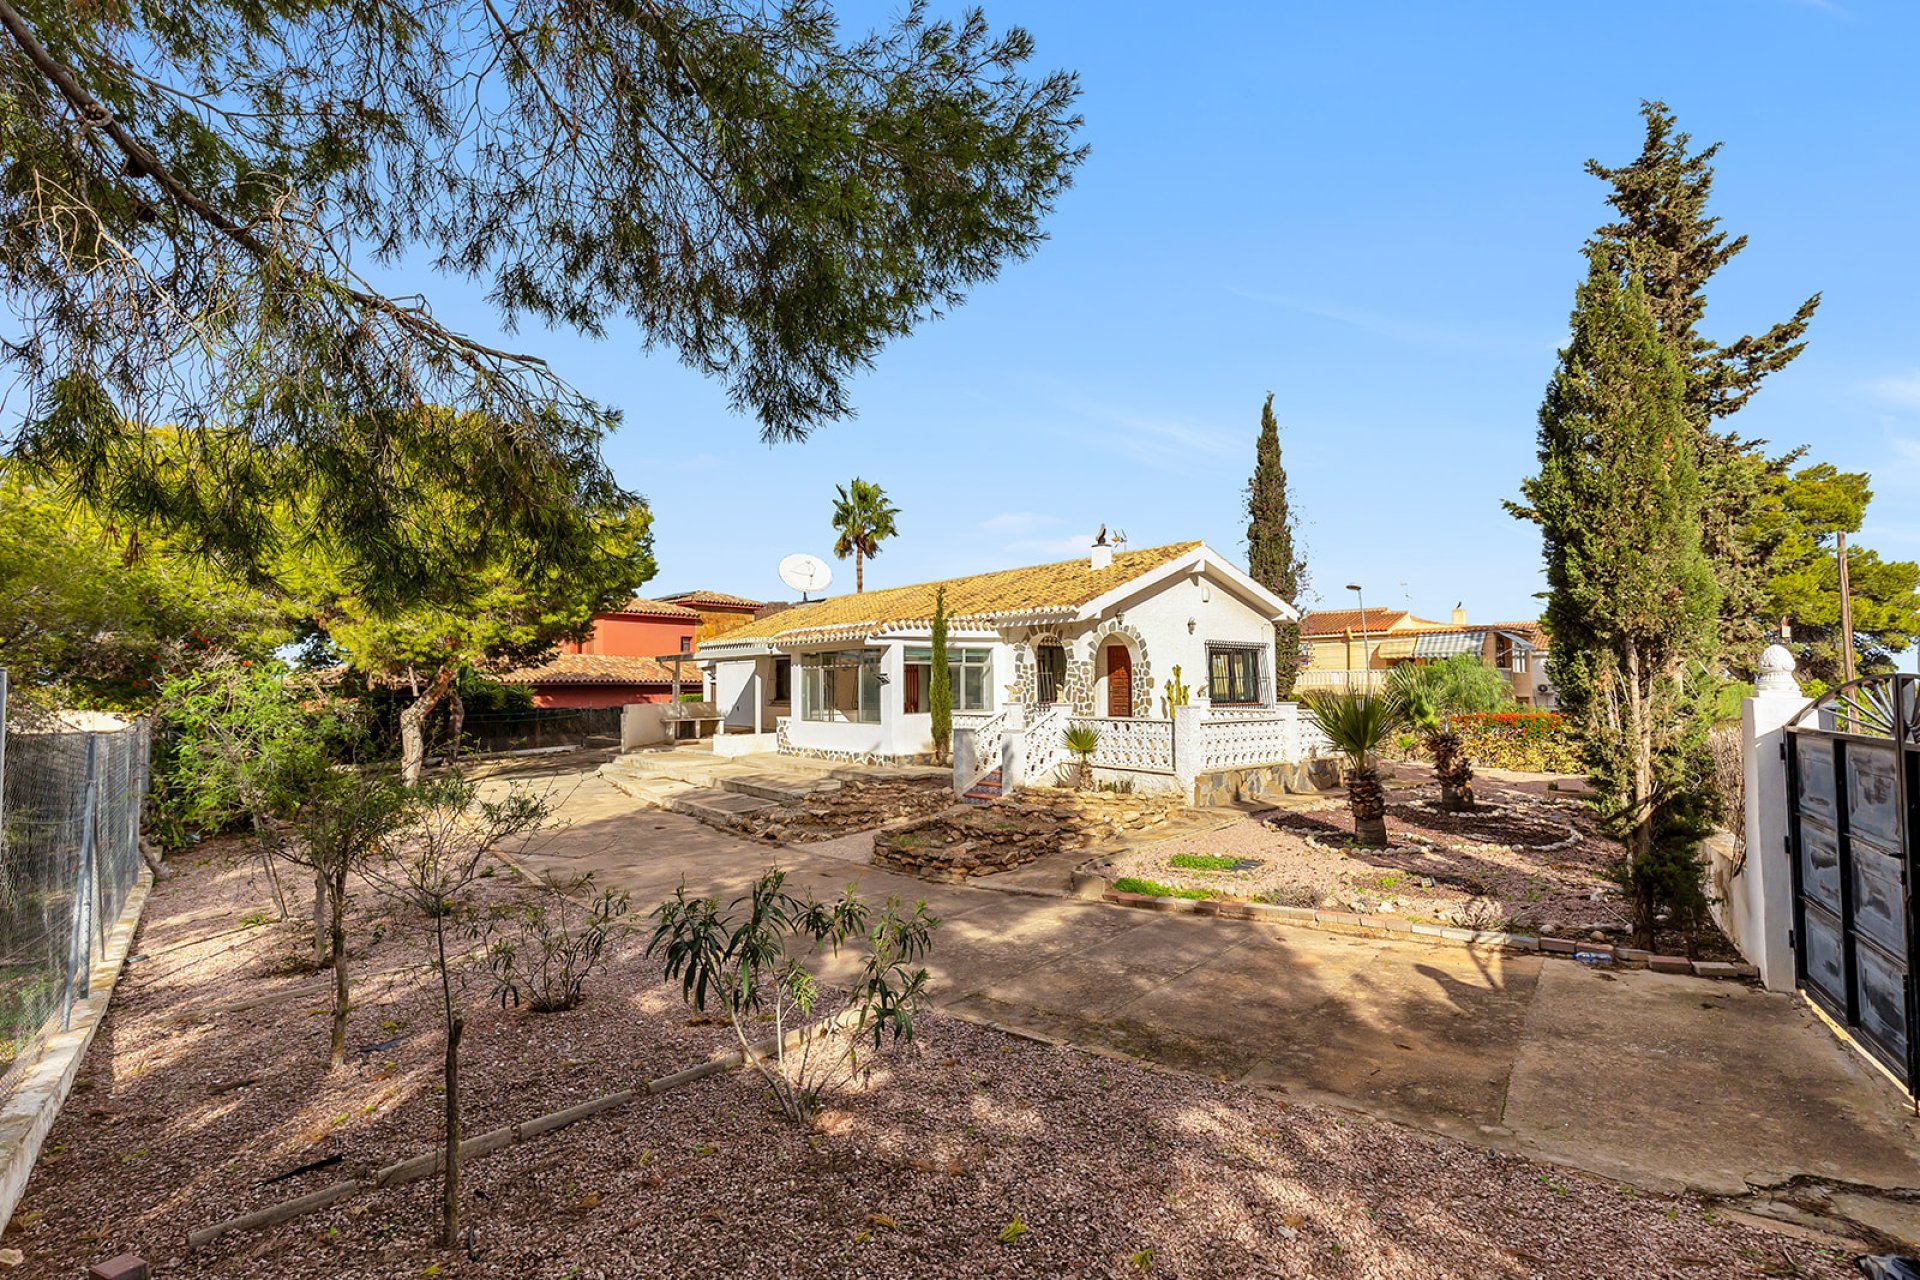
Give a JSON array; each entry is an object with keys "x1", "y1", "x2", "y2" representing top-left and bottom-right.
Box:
[{"x1": 1190, "y1": 758, "x2": 1341, "y2": 807}]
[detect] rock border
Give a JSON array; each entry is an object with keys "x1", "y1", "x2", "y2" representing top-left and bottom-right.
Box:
[
  {"x1": 1071, "y1": 859, "x2": 1757, "y2": 982},
  {"x1": 1275, "y1": 795, "x2": 1585, "y2": 857}
]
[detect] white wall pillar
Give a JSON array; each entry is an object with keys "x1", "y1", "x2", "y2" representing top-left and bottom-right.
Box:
[
  {"x1": 1001, "y1": 728, "x2": 1026, "y2": 792},
  {"x1": 1173, "y1": 704, "x2": 1204, "y2": 801},
  {"x1": 1737, "y1": 644, "x2": 1811, "y2": 992},
  {"x1": 752, "y1": 668, "x2": 764, "y2": 735},
  {"x1": 951, "y1": 728, "x2": 979, "y2": 797}
]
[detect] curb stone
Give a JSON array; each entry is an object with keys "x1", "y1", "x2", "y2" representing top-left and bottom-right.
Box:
[{"x1": 1079, "y1": 863, "x2": 1759, "y2": 981}]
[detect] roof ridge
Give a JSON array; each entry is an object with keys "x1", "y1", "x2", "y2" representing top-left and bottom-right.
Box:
[{"x1": 705, "y1": 541, "x2": 1206, "y2": 646}]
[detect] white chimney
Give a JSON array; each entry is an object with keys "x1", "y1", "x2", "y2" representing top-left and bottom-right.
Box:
[
  {"x1": 1451, "y1": 603, "x2": 1467, "y2": 625},
  {"x1": 1090, "y1": 539, "x2": 1113, "y2": 571}
]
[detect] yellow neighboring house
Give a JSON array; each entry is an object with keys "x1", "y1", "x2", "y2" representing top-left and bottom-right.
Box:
[{"x1": 1296, "y1": 606, "x2": 1554, "y2": 708}]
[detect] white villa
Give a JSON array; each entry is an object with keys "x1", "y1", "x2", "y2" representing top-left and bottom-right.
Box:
[{"x1": 698, "y1": 540, "x2": 1333, "y2": 800}]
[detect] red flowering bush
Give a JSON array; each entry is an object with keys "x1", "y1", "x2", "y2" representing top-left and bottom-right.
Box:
[{"x1": 1451, "y1": 711, "x2": 1581, "y2": 773}]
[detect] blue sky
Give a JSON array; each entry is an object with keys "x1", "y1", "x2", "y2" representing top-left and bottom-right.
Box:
[{"x1": 428, "y1": 0, "x2": 1920, "y2": 623}]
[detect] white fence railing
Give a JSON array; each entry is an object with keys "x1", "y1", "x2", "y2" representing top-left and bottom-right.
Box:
[
  {"x1": 1296, "y1": 669, "x2": 1389, "y2": 693},
  {"x1": 1082, "y1": 715, "x2": 1174, "y2": 774}
]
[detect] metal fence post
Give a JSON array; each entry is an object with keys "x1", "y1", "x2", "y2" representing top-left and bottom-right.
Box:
[{"x1": 62, "y1": 736, "x2": 100, "y2": 1029}]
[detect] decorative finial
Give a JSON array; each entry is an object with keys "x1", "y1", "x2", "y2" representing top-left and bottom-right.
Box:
[{"x1": 1756, "y1": 641, "x2": 1800, "y2": 696}]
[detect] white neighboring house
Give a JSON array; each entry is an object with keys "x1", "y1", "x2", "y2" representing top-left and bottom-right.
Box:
[{"x1": 698, "y1": 540, "x2": 1312, "y2": 792}]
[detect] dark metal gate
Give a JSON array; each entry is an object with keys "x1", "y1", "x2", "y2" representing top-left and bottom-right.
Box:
[{"x1": 1785, "y1": 674, "x2": 1920, "y2": 1090}]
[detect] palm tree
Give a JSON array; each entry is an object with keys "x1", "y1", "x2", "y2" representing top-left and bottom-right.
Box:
[
  {"x1": 1064, "y1": 723, "x2": 1100, "y2": 790},
  {"x1": 1302, "y1": 690, "x2": 1407, "y2": 846},
  {"x1": 1400, "y1": 685, "x2": 1476, "y2": 813},
  {"x1": 830, "y1": 478, "x2": 900, "y2": 593}
]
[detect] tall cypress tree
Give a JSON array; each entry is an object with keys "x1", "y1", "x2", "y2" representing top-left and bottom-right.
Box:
[
  {"x1": 1246, "y1": 393, "x2": 1306, "y2": 697},
  {"x1": 1586, "y1": 101, "x2": 1821, "y2": 657},
  {"x1": 1519, "y1": 250, "x2": 1720, "y2": 946},
  {"x1": 930, "y1": 587, "x2": 952, "y2": 765}
]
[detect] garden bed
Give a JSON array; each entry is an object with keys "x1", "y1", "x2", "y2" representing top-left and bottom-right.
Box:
[
  {"x1": 4, "y1": 841, "x2": 1836, "y2": 1276},
  {"x1": 1098, "y1": 782, "x2": 1739, "y2": 958},
  {"x1": 875, "y1": 789, "x2": 1185, "y2": 882},
  {"x1": 735, "y1": 777, "x2": 960, "y2": 843}
]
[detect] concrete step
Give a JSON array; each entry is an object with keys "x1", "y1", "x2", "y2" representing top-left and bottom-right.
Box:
[
  {"x1": 719, "y1": 773, "x2": 839, "y2": 803},
  {"x1": 598, "y1": 770, "x2": 688, "y2": 805},
  {"x1": 663, "y1": 787, "x2": 780, "y2": 828}
]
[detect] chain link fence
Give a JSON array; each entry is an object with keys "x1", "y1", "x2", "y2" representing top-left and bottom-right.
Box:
[{"x1": 0, "y1": 672, "x2": 152, "y2": 1092}]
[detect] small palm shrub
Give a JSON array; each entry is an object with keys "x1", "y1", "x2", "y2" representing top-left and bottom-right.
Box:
[
  {"x1": 1064, "y1": 722, "x2": 1100, "y2": 790},
  {"x1": 1302, "y1": 690, "x2": 1407, "y2": 846}
]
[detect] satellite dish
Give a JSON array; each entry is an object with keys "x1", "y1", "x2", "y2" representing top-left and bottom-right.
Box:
[{"x1": 779, "y1": 553, "x2": 833, "y2": 600}]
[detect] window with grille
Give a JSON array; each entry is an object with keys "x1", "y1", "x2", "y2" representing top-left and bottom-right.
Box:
[
  {"x1": 1207, "y1": 644, "x2": 1264, "y2": 705},
  {"x1": 1036, "y1": 643, "x2": 1067, "y2": 704}
]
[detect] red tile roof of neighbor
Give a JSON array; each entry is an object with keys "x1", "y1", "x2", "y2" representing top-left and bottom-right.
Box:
[
  {"x1": 608, "y1": 597, "x2": 701, "y2": 620},
  {"x1": 498, "y1": 654, "x2": 695, "y2": 687},
  {"x1": 661, "y1": 590, "x2": 765, "y2": 610},
  {"x1": 1298, "y1": 608, "x2": 1415, "y2": 637},
  {"x1": 1300, "y1": 609, "x2": 1550, "y2": 645}
]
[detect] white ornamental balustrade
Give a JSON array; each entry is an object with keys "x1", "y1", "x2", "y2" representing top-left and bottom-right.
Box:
[
  {"x1": 1023, "y1": 704, "x2": 1065, "y2": 782},
  {"x1": 1083, "y1": 716, "x2": 1174, "y2": 774},
  {"x1": 1198, "y1": 706, "x2": 1300, "y2": 770}
]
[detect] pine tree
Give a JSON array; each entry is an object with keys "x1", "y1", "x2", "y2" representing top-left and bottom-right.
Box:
[
  {"x1": 1519, "y1": 250, "x2": 1720, "y2": 947},
  {"x1": 1586, "y1": 101, "x2": 1821, "y2": 658},
  {"x1": 1246, "y1": 393, "x2": 1306, "y2": 697}
]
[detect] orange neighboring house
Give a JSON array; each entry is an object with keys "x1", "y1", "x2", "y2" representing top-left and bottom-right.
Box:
[
  {"x1": 1296, "y1": 606, "x2": 1554, "y2": 707},
  {"x1": 658, "y1": 590, "x2": 768, "y2": 645},
  {"x1": 501, "y1": 591, "x2": 768, "y2": 708}
]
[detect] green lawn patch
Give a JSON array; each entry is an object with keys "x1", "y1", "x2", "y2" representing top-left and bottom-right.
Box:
[
  {"x1": 1168, "y1": 853, "x2": 1257, "y2": 872},
  {"x1": 1112, "y1": 876, "x2": 1216, "y2": 900}
]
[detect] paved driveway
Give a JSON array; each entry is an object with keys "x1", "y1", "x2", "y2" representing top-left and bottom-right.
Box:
[{"x1": 507, "y1": 773, "x2": 1920, "y2": 1232}]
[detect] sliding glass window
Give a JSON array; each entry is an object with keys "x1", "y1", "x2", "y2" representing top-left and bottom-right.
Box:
[
  {"x1": 902, "y1": 647, "x2": 992, "y2": 714},
  {"x1": 798, "y1": 649, "x2": 883, "y2": 723}
]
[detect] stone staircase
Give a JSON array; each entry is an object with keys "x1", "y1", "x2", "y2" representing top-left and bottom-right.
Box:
[{"x1": 961, "y1": 769, "x2": 1003, "y2": 806}]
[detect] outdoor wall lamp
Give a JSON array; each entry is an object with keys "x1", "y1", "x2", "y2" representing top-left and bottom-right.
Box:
[{"x1": 1187, "y1": 617, "x2": 1196, "y2": 634}]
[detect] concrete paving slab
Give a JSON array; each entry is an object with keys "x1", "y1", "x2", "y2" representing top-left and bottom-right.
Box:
[{"x1": 1502, "y1": 961, "x2": 1920, "y2": 1195}]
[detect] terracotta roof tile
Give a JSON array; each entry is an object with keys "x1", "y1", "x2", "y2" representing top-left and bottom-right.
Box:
[
  {"x1": 661, "y1": 590, "x2": 766, "y2": 610},
  {"x1": 499, "y1": 653, "x2": 695, "y2": 687},
  {"x1": 608, "y1": 597, "x2": 701, "y2": 620},
  {"x1": 706, "y1": 542, "x2": 1204, "y2": 646},
  {"x1": 1299, "y1": 608, "x2": 1413, "y2": 638}
]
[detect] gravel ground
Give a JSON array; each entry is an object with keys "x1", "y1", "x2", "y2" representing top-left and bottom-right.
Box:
[
  {"x1": 5, "y1": 840, "x2": 1851, "y2": 1278},
  {"x1": 1101, "y1": 781, "x2": 1731, "y2": 952}
]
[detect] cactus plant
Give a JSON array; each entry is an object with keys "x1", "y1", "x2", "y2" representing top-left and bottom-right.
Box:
[{"x1": 1160, "y1": 664, "x2": 1191, "y2": 719}]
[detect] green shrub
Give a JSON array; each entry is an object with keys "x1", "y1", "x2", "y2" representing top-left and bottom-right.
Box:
[
  {"x1": 1112, "y1": 876, "x2": 1215, "y2": 900},
  {"x1": 1451, "y1": 711, "x2": 1582, "y2": 773}
]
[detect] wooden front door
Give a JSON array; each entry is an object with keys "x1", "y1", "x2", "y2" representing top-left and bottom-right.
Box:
[{"x1": 1105, "y1": 645, "x2": 1133, "y2": 718}]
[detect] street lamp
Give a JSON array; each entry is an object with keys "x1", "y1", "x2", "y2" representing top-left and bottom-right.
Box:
[{"x1": 1346, "y1": 583, "x2": 1370, "y2": 691}]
